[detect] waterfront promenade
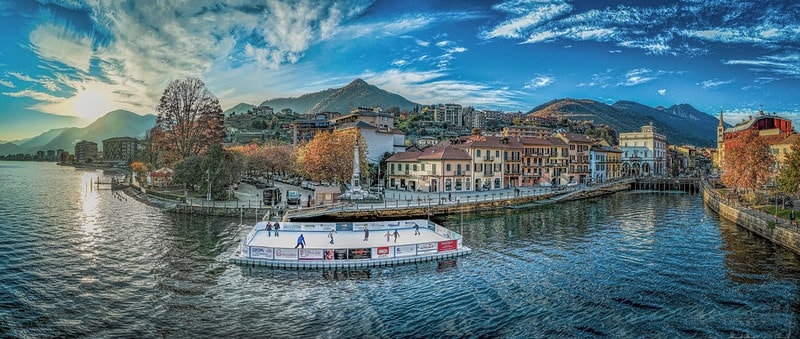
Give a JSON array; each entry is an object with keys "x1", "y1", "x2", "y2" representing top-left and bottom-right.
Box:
[{"x1": 162, "y1": 179, "x2": 633, "y2": 220}]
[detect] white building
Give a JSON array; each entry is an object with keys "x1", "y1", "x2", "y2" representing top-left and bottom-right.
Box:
[{"x1": 618, "y1": 124, "x2": 668, "y2": 176}]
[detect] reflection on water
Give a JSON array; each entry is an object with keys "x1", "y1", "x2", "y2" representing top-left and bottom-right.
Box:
[{"x1": 1, "y1": 162, "x2": 800, "y2": 337}]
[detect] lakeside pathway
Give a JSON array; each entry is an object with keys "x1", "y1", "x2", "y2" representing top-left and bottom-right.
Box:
[{"x1": 149, "y1": 178, "x2": 636, "y2": 220}]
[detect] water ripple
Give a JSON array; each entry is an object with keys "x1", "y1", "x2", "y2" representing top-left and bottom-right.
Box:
[{"x1": 2, "y1": 163, "x2": 800, "y2": 337}]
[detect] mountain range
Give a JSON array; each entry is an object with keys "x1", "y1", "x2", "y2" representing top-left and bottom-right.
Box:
[
  {"x1": 255, "y1": 78, "x2": 419, "y2": 115},
  {"x1": 528, "y1": 98, "x2": 720, "y2": 147},
  {"x1": 3, "y1": 78, "x2": 722, "y2": 156},
  {"x1": 0, "y1": 110, "x2": 155, "y2": 156}
]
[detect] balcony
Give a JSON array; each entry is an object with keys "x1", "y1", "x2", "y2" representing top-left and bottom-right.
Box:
[{"x1": 483, "y1": 156, "x2": 494, "y2": 162}]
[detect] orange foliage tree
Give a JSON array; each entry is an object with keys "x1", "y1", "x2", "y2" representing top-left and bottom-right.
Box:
[
  {"x1": 130, "y1": 161, "x2": 148, "y2": 184},
  {"x1": 297, "y1": 128, "x2": 368, "y2": 184},
  {"x1": 721, "y1": 130, "x2": 774, "y2": 192},
  {"x1": 228, "y1": 143, "x2": 297, "y2": 177}
]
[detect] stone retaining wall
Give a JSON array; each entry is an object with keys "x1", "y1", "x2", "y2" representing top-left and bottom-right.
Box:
[{"x1": 702, "y1": 181, "x2": 800, "y2": 255}]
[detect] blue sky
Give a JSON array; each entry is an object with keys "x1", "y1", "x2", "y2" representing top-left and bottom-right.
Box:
[{"x1": 1, "y1": 0, "x2": 799, "y2": 141}]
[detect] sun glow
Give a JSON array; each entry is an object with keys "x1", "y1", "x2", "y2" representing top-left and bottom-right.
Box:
[{"x1": 73, "y1": 87, "x2": 113, "y2": 122}]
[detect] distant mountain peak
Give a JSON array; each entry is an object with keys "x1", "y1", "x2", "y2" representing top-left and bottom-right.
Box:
[{"x1": 256, "y1": 78, "x2": 418, "y2": 115}]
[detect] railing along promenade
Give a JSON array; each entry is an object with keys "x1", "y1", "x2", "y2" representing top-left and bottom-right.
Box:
[
  {"x1": 283, "y1": 178, "x2": 635, "y2": 221},
  {"x1": 142, "y1": 177, "x2": 700, "y2": 221},
  {"x1": 701, "y1": 179, "x2": 800, "y2": 255}
]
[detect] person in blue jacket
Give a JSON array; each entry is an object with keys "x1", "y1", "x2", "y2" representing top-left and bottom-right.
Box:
[{"x1": 295, "y1": 234, "x2": 306, "y2": 249}]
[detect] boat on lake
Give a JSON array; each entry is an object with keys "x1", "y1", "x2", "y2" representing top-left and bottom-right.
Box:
[{"x1": 230, "y1": 218, "x2": 471, "y2": 269}]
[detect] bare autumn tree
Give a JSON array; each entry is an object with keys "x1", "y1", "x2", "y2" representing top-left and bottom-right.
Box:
[
  {"x1": 154, "y1": 77, "x2": 225, "y2": 165},
  {"x1": 721, "y1": 131, "x2": 774, "y2": 192}
]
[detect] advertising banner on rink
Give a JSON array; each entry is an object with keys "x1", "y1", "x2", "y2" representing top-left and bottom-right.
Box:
[
  {"x1": 273, "y1": 248, "x2": 299, "y2": 260},
  {"x1": 249, "y1": 246, "x2": 273, "y2": 259},
  {"x1": 334, "y1": 249, "x2": 348, "y2": 260},
  {"x1": 336, "y1": 222, "x2": 353, "y2": 232},
  {"x1": 348, "y1": 248, "x2": 372, "y2": 260},
  {"x1": 324, "y1": 249, "x2": 335, "y2": 260},
  {"x1": 372, "y1": 246, "x2": 394, "y2": 258},
  {"x1": 416, "y1": 242, "x2": 438, "y2": 254},
  {"x1": 394, "y1": 244, "x2": 417, "y2": 257},
  {"x1": 299, "y1": 249, "x2": 324, "y2": 260},
  {"x1": 437, "y1": 240, "x2": 457, "y2": 252}
]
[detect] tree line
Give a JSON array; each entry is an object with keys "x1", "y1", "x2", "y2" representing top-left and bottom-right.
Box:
[{"x1": 131, "y1": 77, "x2": 369, "y2": 199}]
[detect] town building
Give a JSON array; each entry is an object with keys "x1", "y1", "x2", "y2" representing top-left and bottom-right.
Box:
[
  {"x1": 102, "y1": 136, "x2": 139, "y2": 166},
  {"x1": 74, "y1": 140, "x2": 98, "y2": 164},
  {"x1": 520, "y1": 137, "x2": 554, "y2": 186},
  {"x1": 252, "y1": 105, "x2": 274, "y2": 116},
  {"x1": 556, "y1": 132, "x2": 593, "y2": 183},
  {"x1": 385, "y1": 145, "x2": 472, "y2": 192},
  {"x1": 434, "y1": 103, "x2": 463, "y2": 127},
  {"x1": 288, "y1": 112, "x2": 336, "y2": 145},
  {"x1": 619, "y1": 124, "x2": 668, "y2": 176},
  {"x1": 332, "y1": 107, "x2": 405, "y2": 163},
  {"x1": 716, "y1": 109, "x2": 794, "y2": 171},
  {"x1": 448, "y1": 130, "x2": 507, "y2": 191},
  {"x1": 503, "y1": 125, "x2": 552, "y2": 139}
]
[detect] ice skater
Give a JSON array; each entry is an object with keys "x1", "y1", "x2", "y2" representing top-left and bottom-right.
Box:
[
  {"x1": 414, "y1": 223, "x2": 420, "y2": 235},
  {"x1": 363, "y1": 227, "x2": 369, "y2": 241},
  {"x1": 385, "y1": 230, "x2": 391, "y2": 242},
  {"x1": 295, "y1": 234, "x2": 306, "y2": 249},
  {"x1": 393, "y1": 229, "x2": 399, "y2": 243},
  {"x1": 328, "y1": 229, "x2": 335, "y2": 244}
]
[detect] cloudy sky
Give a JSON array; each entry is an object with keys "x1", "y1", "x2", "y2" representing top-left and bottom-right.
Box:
[{"x1": 1, "y1": 0, "x2": 799, "y2": 140}]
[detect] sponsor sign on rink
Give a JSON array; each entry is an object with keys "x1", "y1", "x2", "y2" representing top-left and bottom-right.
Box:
[
  {"x1": 416, "y1": 242, "x2": 438, "y2": 254},
  {"x1": 372, "y1": 246, "x2": 394, "y2": 258},
  {"x1": 394, "y1": 244, "x2": 417, "y2": 257},
  {"x1": 348, "y1": 248, "x2": 372, "y2": 260},
  {"x1": 249, "y1": 246, "x2": 274, "y2": 259},
  {"x1": 299, "y1": 249, "x2": 324, "y2": 260},
  {"x1": 437, "y1": 240, "x2": 457, "y2": 252},
  {"x1": 274, "y1": 248, "x2": 299, "y2": 260},
  {"x1": 336, "y1": 222, "x2": 352, "y2": 232},
  {"x1": 333, "y1": 249, "x2": 348, "y2": 260}
]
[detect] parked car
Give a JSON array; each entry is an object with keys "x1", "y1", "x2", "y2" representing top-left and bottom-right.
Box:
[
  {"x1": 567, "y1": 181, "x2": 578, "y2": 187},
  {"x1": 263, "y1": 187, "x2": 282, "y2": 205},
  {"x1": 286, "y1": 190, "x2": 301, "y2": 205},
  {"x1": 539, "y1": 182, "x2": 552, "y2": 187}
]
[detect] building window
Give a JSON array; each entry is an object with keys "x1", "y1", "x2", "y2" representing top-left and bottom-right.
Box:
[
  {"x1": 446, "y1": 164, "x2": 452, "y2": 172},
  {"x1": 390, "y1": 163, "x2": 395, "y2": 174},
  {"x1": 476, "y1": 150, "x2": 481, "y2": 157},
  {"x1": 466, "y1": 164, "x2": 471, "y2": 172},
  {"x1": 413, "y1": 164, "x2": 418, "y2": 171},
  {"x1": 495, "y1": 150, "x2": 500, "y2": 157}
]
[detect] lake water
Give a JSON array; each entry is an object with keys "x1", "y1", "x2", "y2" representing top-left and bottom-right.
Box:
[{"x1": 1, "y1": 161, "x2": 799, "y2": 337}]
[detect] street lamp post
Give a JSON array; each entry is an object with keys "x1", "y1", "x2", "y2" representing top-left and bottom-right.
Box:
[{"x1": 206, "y1": 169, "x2": 211, "y2": 201}]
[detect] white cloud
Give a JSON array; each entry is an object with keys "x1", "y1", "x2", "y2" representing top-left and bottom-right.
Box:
[
  {"x1": 3, "y1": 89, "x2": 63, "y2": 102},
  {"x1": 621, "y1": 68, "x2": 656, "y2": 86},
  {"x1": 482, "y1": 2, "x2": 572, "y2": 40},
  {"x1": 391, "y1": 59, "x2": 408, "y2": 67},
  {"x1": 658, "y1": 89, "x2": 666, "y2": 95},
  {"x1": 0, "y1": 79, "x2": 13, "y2": 88},
  {"x1": 524, "y1": 75, "x2": 555, "y2": 90},
  {"x1": 724, "y1": 54, "x2": 800, "y2": 77},
  {"x1": 28, "y1": 22, "x2": 93, "y2": 72},
  {"x1": 361, "y1": 69, "x2": 526, "y2": 110},
  {"x1": 699, "y1": 79, "x2": 733, "y2": 89}
]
